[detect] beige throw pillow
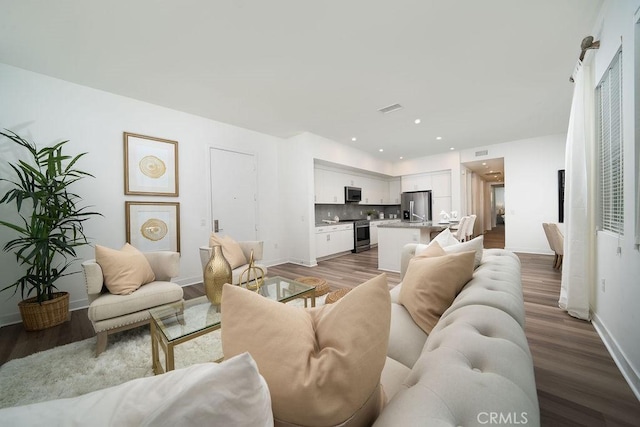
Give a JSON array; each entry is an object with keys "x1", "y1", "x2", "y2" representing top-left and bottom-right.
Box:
[
  {"x1": 95, "y1": 243, "x2": 155, "y2": 295},
  {"x1": 221, "y1": 274, "x2": 391, "y2": 427},
  {"x1": 399, "y1": 249, "x2": 475, "y2": 334},
  {"x1": 208, "y1": 233, "x2": 247, "y2": 269}
]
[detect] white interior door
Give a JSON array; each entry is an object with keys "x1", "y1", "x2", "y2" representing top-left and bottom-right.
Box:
[{"x1": 209, "y1": 148, "x2": 257, "y2": 241}]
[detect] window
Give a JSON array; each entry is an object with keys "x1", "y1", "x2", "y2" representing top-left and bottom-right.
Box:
[{"x1": 597, "y1": 49, "x2": 623, "y2": 235}]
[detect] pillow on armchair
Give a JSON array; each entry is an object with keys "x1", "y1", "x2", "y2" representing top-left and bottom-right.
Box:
[
  {"x1": 209, "y1": 233, "x2": 247, "y2": 269},
  {"x1": 221, "y1": 274, "x2": 391, "y2": 427},
  {"x1": 95, "y1": 243, "x2": 155, "y2": 295}
]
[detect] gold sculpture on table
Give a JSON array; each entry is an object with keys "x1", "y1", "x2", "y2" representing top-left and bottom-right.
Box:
[{"x1": 239, "y1": 250, "x2": 264, "y2": 291}]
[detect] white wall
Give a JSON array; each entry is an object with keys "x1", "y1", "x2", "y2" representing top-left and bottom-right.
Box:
[
  {"x1": 591, "y1": 0, "x2": 640, "y2": 398},
  {"x1": 281, "y1": 132, "x2": 397, "y2": 266},
  {"x1": 0, "y1": 63, "x2": 286, "y2": 326},
  {"x1": 278, "y1": 133, "x2": 316, "y2": 266},
  {"x1": 399, "y1": 134, "x2": 565, "y2": 254},
  {"x1": 460, "y1": 134, "x2": 567, "y2": 254}
]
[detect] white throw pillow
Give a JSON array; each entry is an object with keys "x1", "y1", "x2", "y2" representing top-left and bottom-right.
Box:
[
  {"x1": 417, "y1": 234, "x2": 484, "y2": 269},
  {"x1": 0, "y1": 353, "x2": 273, "y2": 427},
  {"x1": 432, "y1": 228, "x2": 460, "y2": 247},
  {"x1": 442, "y1": 235, "x2": 484, "y2": 269},
  {"x1": 415, "y1": 228, "x2": 459, "y2": 255}
]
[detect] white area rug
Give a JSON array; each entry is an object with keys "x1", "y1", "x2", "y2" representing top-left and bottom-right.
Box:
[
  {"x1": 0, "y1": 327, "x2": 222, "y2": 409},
  {"x1": 0, "y1": 294, "x2": 326, "y2": 409}
]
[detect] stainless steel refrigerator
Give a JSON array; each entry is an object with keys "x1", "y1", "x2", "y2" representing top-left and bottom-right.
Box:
[{"x1": 401, "y1": 191, "x2": 432, "y2": 222}]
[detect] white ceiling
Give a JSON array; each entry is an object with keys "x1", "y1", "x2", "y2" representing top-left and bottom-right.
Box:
[
  {"x1": 0, "y1": 0, "x2": 602, "y2": 162},
  {"x1": 463, "y1": 158, "x2": 505, "y2": 184}
]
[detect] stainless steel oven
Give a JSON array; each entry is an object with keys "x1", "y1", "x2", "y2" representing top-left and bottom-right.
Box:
[{"x1": 353, "y1": 219, "x2": 370, "y2": 253}]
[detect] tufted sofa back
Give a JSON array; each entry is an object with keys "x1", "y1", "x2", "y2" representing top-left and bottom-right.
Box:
[{"x1": 375, "y1": 247, "x2": 540, "y2": 427}]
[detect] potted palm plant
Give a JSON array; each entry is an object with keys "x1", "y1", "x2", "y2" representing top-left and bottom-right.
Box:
[{"x1": 0, "y1": 129, "x2": 101, "y2": 330}]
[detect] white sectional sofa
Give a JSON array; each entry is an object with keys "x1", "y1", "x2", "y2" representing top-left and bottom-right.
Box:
[
  {"x1": 375, "y1": 245, "x2": 540, "y2": 426},
  {"x1": 1, "y1": 244, "x2": 538, "y2": 427}
]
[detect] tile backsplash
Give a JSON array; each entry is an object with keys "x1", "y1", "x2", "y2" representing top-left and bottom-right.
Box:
[{"x1": 315, "y1": 204, "x2": 401, "y2": 222}]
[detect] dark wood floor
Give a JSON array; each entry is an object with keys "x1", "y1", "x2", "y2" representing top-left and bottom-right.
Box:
[{"x1": 1, "y1": 225, "x2": 639, "y2": 425}]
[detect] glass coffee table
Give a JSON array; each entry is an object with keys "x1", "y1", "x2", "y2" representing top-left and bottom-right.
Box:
[{"x1": 149, "y1": 276, "x2": 316, "y2": 374}]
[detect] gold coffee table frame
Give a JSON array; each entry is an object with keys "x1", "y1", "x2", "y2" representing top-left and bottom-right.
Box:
[{"x1": 149, "y1": 276, "x2": 316, "y2": 374}]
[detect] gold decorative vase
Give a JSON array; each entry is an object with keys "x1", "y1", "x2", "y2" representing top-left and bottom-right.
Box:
[
  {"x1": 203, "y1": 245, "x2": 232, "y2": 305},
  {"x1": 239, "y1": 250, "x2": 265, "y2": 291}
]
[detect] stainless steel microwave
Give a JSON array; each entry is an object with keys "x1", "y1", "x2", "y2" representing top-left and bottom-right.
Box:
[{"x1": 345, "y1": 186, "x2": 362, "y2": 202}]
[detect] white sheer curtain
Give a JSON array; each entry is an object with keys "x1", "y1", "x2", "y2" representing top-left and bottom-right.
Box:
[{"x1": 559, "y1": 62, "x2": 593, "y2": 320}]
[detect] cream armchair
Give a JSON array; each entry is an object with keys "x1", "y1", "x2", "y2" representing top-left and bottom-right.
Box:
[
  {"x1": 82, "y1": 251, "x2": 184, "y2": 356},
  {"x1": 199, "y1": 241, "x2": 267, "y2": 285},
  {"x1": 542, "y1": 223, "x2": 564, "y2": 269}
]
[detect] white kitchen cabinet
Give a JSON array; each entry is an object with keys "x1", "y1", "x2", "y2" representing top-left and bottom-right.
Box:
[
  {"x1": 370, "y1": 222, "x2": 379, "y2": 246},
  {"x1": 388, "y1": 178, "x2": 401, "y2": 204},
  {"x1": 359, "y1": 176, "x2": 374, "y2": 204},
  {"x1": 370, "y1": 219, "x2": 401, "y2": 246},
  {"x1": 315, "y1": 223, "x2": 354, "y2": 258},
  {"x1": 374, "y1": 178, "x2": 389, "y2": 204},
  {"x1": 314, "y1": 164, "x2": 403, "y2": 206},
  {"x1": 377, "y1": 224, "x2": 433, "y2": 272},
  {"x1": 314, "y1": 168, "x2": 345, "y2": 204},
  {"x1": 431, "y1": 172, "x2": 451, "y2": 198},
  {"x1": 361, "y1": 177, "x2": 388, "y2": 205},
  {"x1": 401, "y1": 173, "x2": 432, "y2": 192}
]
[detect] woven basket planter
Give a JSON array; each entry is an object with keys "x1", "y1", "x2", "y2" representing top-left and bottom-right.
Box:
[{"x1": 18, "y1": 292, "x2": 70, "y2": 331}]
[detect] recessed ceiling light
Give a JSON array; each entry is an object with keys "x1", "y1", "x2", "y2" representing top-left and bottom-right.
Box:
[
  {"x1": 436, "y1": 136, "x2": 443, "y2": 140},
  {"x1": 450, "y1": 147, "x2": 455, "y2": 150},
  {"x1": 414, "y1": 119, "x2": 421, "y2": 124},
  {"x1": 482, "y1": 162, "x2": 487, "y2": 166},
  {"x1": 399, "y1": 156, "x2": 404, "y2": 160},
  {"x1": 379, "y1": 148, "x2": 384, "y2": 152},
  {"x1": 351, "y1": 137, "x2": 357, "y2": 141}
]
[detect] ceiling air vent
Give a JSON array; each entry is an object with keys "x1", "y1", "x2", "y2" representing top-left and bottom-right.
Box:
[
  {"x1": 485, "y1": 171, "x2": 503, "y2": 177},
  {"x1": 475, "y1": 150, "x2": 488, "y2": 157},
  {"x1": 378, "y1": 103, "x2": 403, "y2": 114}
]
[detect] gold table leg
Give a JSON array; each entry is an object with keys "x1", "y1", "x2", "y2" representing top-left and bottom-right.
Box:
[
  {"x1": 151, "y1": 320, "x2": 161, "y2": 375},
  {"x1": 166, "y1": 342, "x2": 175, "y2": 372}
]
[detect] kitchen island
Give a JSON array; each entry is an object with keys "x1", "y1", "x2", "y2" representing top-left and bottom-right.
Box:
[{"x1": 377, "y1": 222, "x2": 446, "y2": 272}]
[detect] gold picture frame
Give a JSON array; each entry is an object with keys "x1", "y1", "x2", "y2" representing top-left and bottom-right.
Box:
[
  {"x1": 126, "y1": 201, "x2": 180, "y2": 253},
  {"x1": 124, "y1": 132, "x2": 179, "y2": 196}
]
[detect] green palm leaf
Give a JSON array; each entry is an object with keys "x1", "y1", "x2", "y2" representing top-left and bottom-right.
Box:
[{"x1": 0, "y1": 129, "x2": 103, "y2": 303}]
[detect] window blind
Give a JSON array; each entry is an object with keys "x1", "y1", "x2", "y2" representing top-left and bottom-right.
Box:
[{"x1": 597, "y1": 50, "x2": 624, "y2": 235}]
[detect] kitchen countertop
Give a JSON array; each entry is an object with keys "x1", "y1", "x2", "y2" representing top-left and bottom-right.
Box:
[
  {"x1": 315, "y1": 218, "x2": 401, "y2": 227},
  {"x1": 377, "y1": 221, "x2": 446, "y2": 230}
]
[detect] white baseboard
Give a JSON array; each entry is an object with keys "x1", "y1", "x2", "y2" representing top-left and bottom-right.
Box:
[
  {"x1": 505, "y1": 247, "x2": 554, "y2": 255},
  {"x1": 592, "y1": 313, "x2": 640, "y2": 401},
  {"x1": 0, "y1": 312, "x2": 22, "y2": 327},
  {"x1": 0, "y1": 296, "x2": 91, "y2": 328},
  {"x1": 175, "y1": 275, "x2": 202, "y2": 287},
  {"x1": 264, "y1": 257, "x2": 290, "y2": 267}
]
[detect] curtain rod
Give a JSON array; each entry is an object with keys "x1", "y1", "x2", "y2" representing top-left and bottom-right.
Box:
[{"x1": 569, "y1": 36, "x2": 600, "y2": 82}]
